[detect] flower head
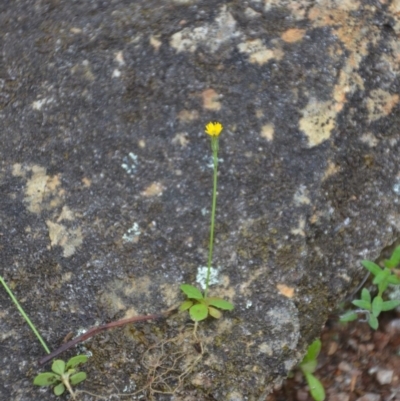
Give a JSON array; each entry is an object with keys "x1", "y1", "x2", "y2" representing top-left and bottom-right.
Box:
[{"x1": 205, "y1": 121, "x2": 223, "y2": 137}]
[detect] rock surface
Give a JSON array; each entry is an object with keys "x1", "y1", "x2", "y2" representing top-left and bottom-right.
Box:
[{"x1": 0, "y1": 1, "x2": 400, "y2": 400}]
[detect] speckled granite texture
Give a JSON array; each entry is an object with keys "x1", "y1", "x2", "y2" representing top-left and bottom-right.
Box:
[{"x1": 1, "y1": 1, "x2": 400, "y2": 400}]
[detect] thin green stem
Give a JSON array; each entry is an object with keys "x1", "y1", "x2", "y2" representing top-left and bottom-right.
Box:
[
  {"x1": 0, "y1": 275, "x2": 51, "y2": 354},
  {"x1": 204, "y1": 137, "x2": 219, "y2": 298}
]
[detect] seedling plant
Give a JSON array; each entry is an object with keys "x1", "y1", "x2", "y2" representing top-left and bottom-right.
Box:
[
  {"x1": 34, "y1": 356, "x2": 88, "y2": 399},
  {"x1": 299, "y1": 339, "x2": 326, "y2": 401},
  {"x1": 340, "y1": 246, "x2": 400, "y2": 329},
  {"x1": 179, "y1": 122, "x2": 234, "y2": 322}
]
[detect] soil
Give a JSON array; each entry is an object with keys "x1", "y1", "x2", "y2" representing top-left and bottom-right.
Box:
[{"x1": 266, "y1": 311, "x2": 400, "y2": 401}]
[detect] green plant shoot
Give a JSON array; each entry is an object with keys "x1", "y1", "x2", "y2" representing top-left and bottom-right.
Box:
[
  {"x1": 0, "y1": 275, "x2": 50, "y2": 354},
  {"x1": 34, "y1": 355, "x2": 88, "y2": 399},
  {"x1": 299, "y1": 339, "x2": 326, "y2": 401},
  {"x1": 180, "y1": 122, "x2": 234, "y2": 321},
  {"x1": 340, "y1": 246, "x2": 400, "y2": 329}
]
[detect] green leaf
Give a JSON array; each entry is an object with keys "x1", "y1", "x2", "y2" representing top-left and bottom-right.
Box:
[
  {"x1": 304, "y1": 372, "x2": 326, "y2": 401},
  {"x1": 378, "y1": 280, "x2": 389, "y2": 294},
  {"x1": 361, "y1": 288, "x2": 371, "y2": 303},
  {"x1": 189, "y1": 303, "x2": 208, "y2": 321},
  {"x1": 386, "y1": 246, "x2": 400, "y2": 268},
  {"x1": 206, "y1": 297, "x2": 234, "y2": 310},
  {"x1": 180, "y1": 284, "x2": 203, "y2": 300},
  {"x1": 208, "y1": 306, "x2": 222, "y2": 319},
  {"x1": 368, "y1": 314, "x2": 379, "y2": 330},
  {"x1": 54, "y1": 382, "x2": 65, "y2": 396},
  {"x1": 373, "y1": 269, "x2": 390, "y2": 285},
  {"x1": 300, "y1": 360, "x2": 317, "y2": 374},
  {"x1": 361, "y1": 260, "x2": 382, "y2": 276},
  {"x1": 372, "y1": 296, "x2": 383, "y2": 317},
  {"x1": 339, "y1": 311, "x2": 358, "y2": 322},
  {"x1": 179, "y1": 300, "x2": 193, "y2": 312},
  {"x1": 381, "y1": 299, "x2": 400, "y2": 311},
  {"x1": 352, "y1": 299, "x2": 371, "y2": 310},
  {"x1": 33, "y1": 372, "x2": 60, "y2": 387},
  {"x1": 387, "y1": 275, "x2": 400, "y2": 285},
  {"x1": 70, "y1": 371, "x2": 87, "y2": 386},
  {"x1": 66, "y1": 355, "x2": 88, "y2": 370},
  {"x1": 51, "y1": 360, "x2": 66, "y2": 376},
  {"x1": 303, "y1": 339, "x2": 321, "y2": 363}
]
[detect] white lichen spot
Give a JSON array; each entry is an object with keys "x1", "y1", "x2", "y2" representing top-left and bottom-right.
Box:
[
  {"x1": 201, "y1": 207, "x2": 208, "y2": 216},
  {"x1": 258, "y1": 342, "x2": 272, "y2": 355},
  {"x1": 172, "y1": 132, "x2": 189, "y2": 147},
  {"x1": 122, "y1": 223, "x2": 141, "y2": 243},
  {"x1": 360, "y1": 132, "x2": 378, "y2": 147},
  {"x1": 393, "y1": 177, "x2": 400, "y2": 195},
  {"x1": 114, "y1": 51, "x2": 125, "y2": 66},
  {"x1": 290, "y1": 217, "x2": 306, "y2": 236},
  {"x1": 244, "y1": 7, "x2": 261, "y2": 18},
  {"x1": 112, "y1": 69, "x2": 121, "y2": 78},
  {"x1": 121, "y1": 152, "x2": 138, "y2": 175},
  {"x1": 170, "y1": 5, "x2": 240, "y2": 53},
  {"x1": 260, "y1": 124, "x2": 274, "y2": 141},
  {"x1": 57, "y1": 205, "x2": 75, "y2": 222},
  {"x1": 246, "y1": 300, "x2": 252, "y2": 308},
  {"x1": 12, "y1": 163, "x2": 24, "y2": 177},
  {"x1": 32, "y1": 97, "x2": 54, "y2": 110},
  {"x1": 196, "y1": 266, "x2": 220, "y2": 289},
  {"x1": 293, "y1": 185, "x2": 310, "y2": 205},
  {"x1": 299, "y1": 99, "x2": 336, "y2": 147},
  {"x1": 70, "y1": 27, "x2": 82, "y2": 34},
  {"x1": 149, "y1": 35, "x2": 162, "y2": 51},
  {"x1": 237, "y1": 39, "x2": 282, "y2": 65}
]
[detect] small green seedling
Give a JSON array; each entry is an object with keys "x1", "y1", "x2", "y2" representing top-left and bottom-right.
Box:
[
  {"x1": 299, "y1": 339, "x2": 325, "y2": 401},
  {"x1": 179, "y1": 284, "x2": 234, "y2": 321},
  {"x1": 340, "y1": 246, "x2": 400, "y2": 329},
  {"x1": 180, "y1": 122, "x2": 234, "y2": 322},
  {"x1": 34, "y1": 355, "x2": 88, "y2": 399}
]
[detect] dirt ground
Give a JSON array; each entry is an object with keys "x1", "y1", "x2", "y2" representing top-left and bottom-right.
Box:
[{"x1": 266, "y1": 310, "x2": 400, "y2": 401}]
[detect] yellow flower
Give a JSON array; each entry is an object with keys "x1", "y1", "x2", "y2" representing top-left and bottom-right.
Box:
[{"x1": 205, "y1": 121, "x2": 223, "y2": 137}]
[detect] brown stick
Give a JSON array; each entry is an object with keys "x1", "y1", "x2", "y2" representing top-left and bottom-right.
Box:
[{"x1": 38, "y1": 309, "x2": 175, "y2": 366}]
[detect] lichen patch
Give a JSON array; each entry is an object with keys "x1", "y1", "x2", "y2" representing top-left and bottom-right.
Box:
[
  {"x1": 293, "y1": 185, "x2": 310, "y2": 205},
  {"x1": 276, "y1": 284, "x2": 295, "y2": 298},
  {"x1": 149, "y1": 35, "x2": 162, "y2": 51},
  {"x1": 281, "y1": 28, "x2": 306, "y2": 43},
  {"x1": 366, "y1": 89, "x2": 399, "y2": 122},
  {"x1": 177, "y1": 109, "x2": 199, "y2": 123},
  {"x1": 260, "y1": 124, "x2": 274, "y2": 141},
  {"x1": 237, "y1": 39, "x2": 282, "y2": 65},
  {"x1": 46, "y1": 220, "x2": 83, "y2": 257},
  {"x1": 57, "y1": 205, "x2": 75, "y2": 222},
  {"x1": 172, "y1": 132, "x2": 189, "y2": 147},
  {"x1": 202, "y1": 89, "x2": 222, "y2": 111},
  {"x1": 299, "y1": 99, "x2": 336, "y2": 147},
  {"x1": 141, "y1": 182, "x2": 165, "y2": 197},
  {"x1": 360, "y1": 133, "x2": 378, "y2": 147},
  {"x1": 323, "y1": 161, "x2": 340, "y2": 180},
  {"x1": 170, "y1": 6, "x2": 239, "y2": 53},
  {"x1": 290, "y1": 217, "x2": 306, "y2": 237}
]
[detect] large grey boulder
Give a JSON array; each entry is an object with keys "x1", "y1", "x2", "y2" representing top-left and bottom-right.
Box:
[{"x1": 1, "y1": 0, "x2": 400, "y2": 400}]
